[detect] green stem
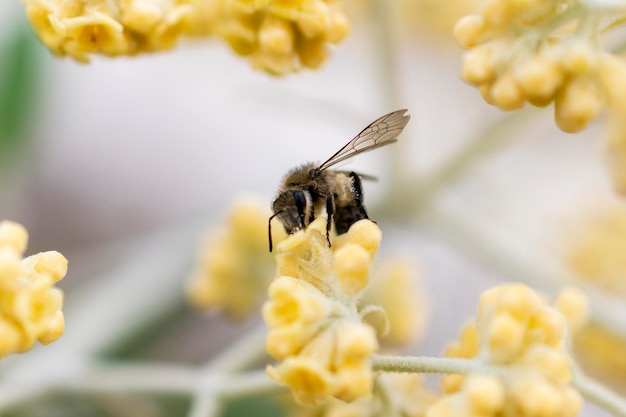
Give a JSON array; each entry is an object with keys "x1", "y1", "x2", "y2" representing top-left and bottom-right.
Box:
[
  {"x1": 373, "y1": 356, "x2": 626, "y2": 417},
  {"x1": 202, "y1": 323, "x2": 268, "y2": 373},
  {"x1": 416, "y1": 109, "x2": 537, "y2": 206},
  {"x1": 187, "y1": 324, "x2": 269, "y2": 417},
  {"x1": 370, "y1": 0, "x2": 406, "y2": 184},
  {"x1": 572, "y1": 366, "x2": 626, "y2": 417},
  {"x1": 0, "y1": 360, "x2": 279, "y2": 411},
  {"x1": 421, "y1": 202, "x2": 626, "y2": 340},
  {"x1": 372, "y1": 355, "x2": 489, "y2": 374},
  {"x1": 375, "y1": 108, "x2": 538, "y2": 219}
]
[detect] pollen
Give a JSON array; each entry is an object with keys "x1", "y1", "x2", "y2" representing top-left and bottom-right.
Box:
[{"x1": 0, "y1": 221, "x2": 67, "y2": 358}]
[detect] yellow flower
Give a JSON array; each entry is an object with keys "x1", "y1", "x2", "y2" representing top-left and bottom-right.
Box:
[
  {"x1": 264, "y1": 276, "x2": 336, "y2": 358},
  {"x1": 574, "y1": 322, "x2": 626, "y2": 387},
  {"x1": 401, "y1": 0, "x2": 480, "y2": 41},
  {"x1": 565, "y1": 206, "x2": 626, "y2": 384},
  {"x1": 0, "y1": 221, "x2": 67, "y2": 358},
  {"x1": 268, "y1": 321, "x2": 378, "y2": 405},
  {"x1": 186, "y1": 198, "x2": 283, "y2": 319},
  {"x1": 22, "y1": 0, "x2": 349, "y2": 74},
  {"x1": 265, "y1": 217, "x2": 382, "y2": 404},
  {"x1": 362, "y1": 258, "x2": 428, "y2": 347},
  {"x1": 454, "y1": 0, "x2": 623, "y2": 134},
  {"x1": 23, "y1": 0, "x2": 197, "y2": 61},
  {"x1": 287, "y1": 373, "x2": 438, "y2": 417},
  {"x1": 434, "y1": 284, "x2": 586, "y2": 417},
  {"x1": 598, "y1": 56, "x2": 626, "y2": 194},
  {"x1": 567, "y1": 206, "x2": 626, "y2": 297},
  {"x1": 214, "y1": 0, "x2": 351, "y2": 75}
]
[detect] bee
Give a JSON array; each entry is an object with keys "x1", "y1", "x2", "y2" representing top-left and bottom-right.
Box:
[{"x1": 268, "y1": 109, "x2": 410, "y2": 252}]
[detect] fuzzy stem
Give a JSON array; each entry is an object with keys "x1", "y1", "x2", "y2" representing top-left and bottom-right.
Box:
[
  {"x1": 187, "y1": 324, "x2": 269, "y2": 417},
  {"x1": 414, "y1": 110, "x2": 537, "y2": 208},
  {"x1": 370, "y1": 0, "x2": 406, "y2": 184},
  {"x1": 373, "y1": 356, "x2": 626, "y2": 417},
  {"x1": 372, "y1": 355, "x2": 490, "y2": 374},
  {"x1": 375, "y1": 108, "x2": 538, "y2": 220},
  {"x1": 572, "y1": 366, "x2": 626, "y2": 417},
  {"x1": 422, "y1": 202, "x2": 626, "y2": 340},
  {"x1": 0, "y1": 361, "x2": 279, "y2": 412},
  {"x1": 203, "y1": 323, "x2": 268, "y2": 373}
]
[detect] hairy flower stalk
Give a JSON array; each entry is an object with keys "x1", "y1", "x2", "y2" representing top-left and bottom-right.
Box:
[
  {"x1": 263, "y1": 217, "x2": 382, "y2": 405},
  {"x1": 0, "y1": 221, "x2": 67, "y2": 358}
]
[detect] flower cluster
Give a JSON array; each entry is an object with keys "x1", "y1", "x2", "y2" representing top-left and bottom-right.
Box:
[
  {"x1": 186, "y1": 199, "x2": 284, "y2": 319},
  {"x1": 0, "y1": 221, "x2": 67, "y2": 358},
  {"x1": 290, "y1": 373, "x2": 438, "y2": 417},
  {"x1": 363, "y1": 258, "x2": 427, "y2": 347},
  {"x1": 23, "y1": 0, "x2": 350, "y2": 74},
  {"x1": 263, "y1": 217, "x2": 381, "y2": 405},
  {"x1": 429, "y1": 284, "x2": 588, "y2": 417},
  {"x1": 454, "y1": 0, "x2": 626, "y2": 133},
  {"x1": 565, "y1": 206, "x2": 626, "y2": 381},
  {"x1": 214, "y1": 0, "x2": 350, "y2": 75},
  {"x1": 23, "y1": 0, "x2": 196, "y2": 62},
  {"x1": 567, "y1": 207, "x2": 626, "y2": 297}
]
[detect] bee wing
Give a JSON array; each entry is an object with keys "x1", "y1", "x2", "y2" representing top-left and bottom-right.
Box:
[{"x1": 317, "y1": 109, "x2": 410, "y2": 171}]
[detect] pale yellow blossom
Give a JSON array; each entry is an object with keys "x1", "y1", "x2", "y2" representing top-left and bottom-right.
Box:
[
  {"x1": 565, "y1": 206, "x2": 626, "y2": 383},
  {"x1": 401, "y1": 0, "x2": 480, "y2": 40},
  {"x1": 454, "y1": 0, "x2": 626, "y2": 136},
  {"x1": 567, "y1": 206, "x2": 626, "y2": 297},
  {"x1": 265, "y1": 217, "x2": 382, "y2": 405},
  {"x1": 362, "y1": 258, "x2": 428, "y2": 347},
  {"x1": 455, "y1": 0, "x2": 626, "y2": 191},
  {"x1": 574, "y1": 322, "x2": 626, "y2": 387},
  {"x1": 187, "y1": 198, "x2": 285, "y2": 319},
  {"x1": 23, "y1": 0, "x2": 196, "y2": 61},
  {"x1": 433, "y1": 284, "x2": 587, "y2": 417},
  {"x1": 212, "y1": 0, "x2": 350, "y2": 75},
  {"x1": 288, "y1": 373, "x2": 438, "y2": 417},
  {"x1": 23, "y1": 0, "x2": 349, "y2": 74},
  {"x1": 0, "y1": 221, "x2": 67, "y2": 358}
]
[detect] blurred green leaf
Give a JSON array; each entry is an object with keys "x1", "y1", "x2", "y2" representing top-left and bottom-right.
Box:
[
  {"x1": 222, "y1": 395, "x2": 285, "y2": 417},
  {"x1": 0, "y1": 21, "x2": 42, "y2": 157},
  {"x1": 4, "y1": 392, "x2": 191, "y2": 417}
]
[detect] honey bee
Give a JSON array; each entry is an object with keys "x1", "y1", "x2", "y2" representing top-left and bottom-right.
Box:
[{"x1": 268, "y1": 109, "x2": 410, "y2": 252}]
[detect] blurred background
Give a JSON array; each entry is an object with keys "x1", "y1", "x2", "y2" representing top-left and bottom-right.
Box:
[{"x1": 0, "y1": 0, "x2": 624, "y2": 415}]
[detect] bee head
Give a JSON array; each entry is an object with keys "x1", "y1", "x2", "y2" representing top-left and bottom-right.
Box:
[
  {"x1": 268, "y1": 190, "x2": 312, "y2": 252},
  {"x1": 273, "y1": 190, "x2": 311, "y2": 233}
]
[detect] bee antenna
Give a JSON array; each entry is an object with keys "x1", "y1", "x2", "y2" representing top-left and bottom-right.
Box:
[{"x1": 268, "y1": 210, "x2": 283, "y2": 253}]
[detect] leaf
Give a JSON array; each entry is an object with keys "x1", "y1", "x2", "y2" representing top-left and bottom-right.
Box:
[{"x1": 0, "y1": 21, "x2": 42, "y2": 158}]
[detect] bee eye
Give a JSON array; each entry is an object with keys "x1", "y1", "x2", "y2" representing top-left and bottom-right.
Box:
[
  {"x1": 293, "y1": 191, "x2": 307, "y2": 228},
  {"x1": 294, "y1": 191, "x2": 306, "y2": 213}
]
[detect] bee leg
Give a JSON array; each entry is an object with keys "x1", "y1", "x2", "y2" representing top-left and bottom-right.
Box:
[
  {"x1": 349, "y1": 172, "x2": 369, "y2": 219},
  {"x1": 325, "y1": 193, "x2": 334, "y2": 247}
]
